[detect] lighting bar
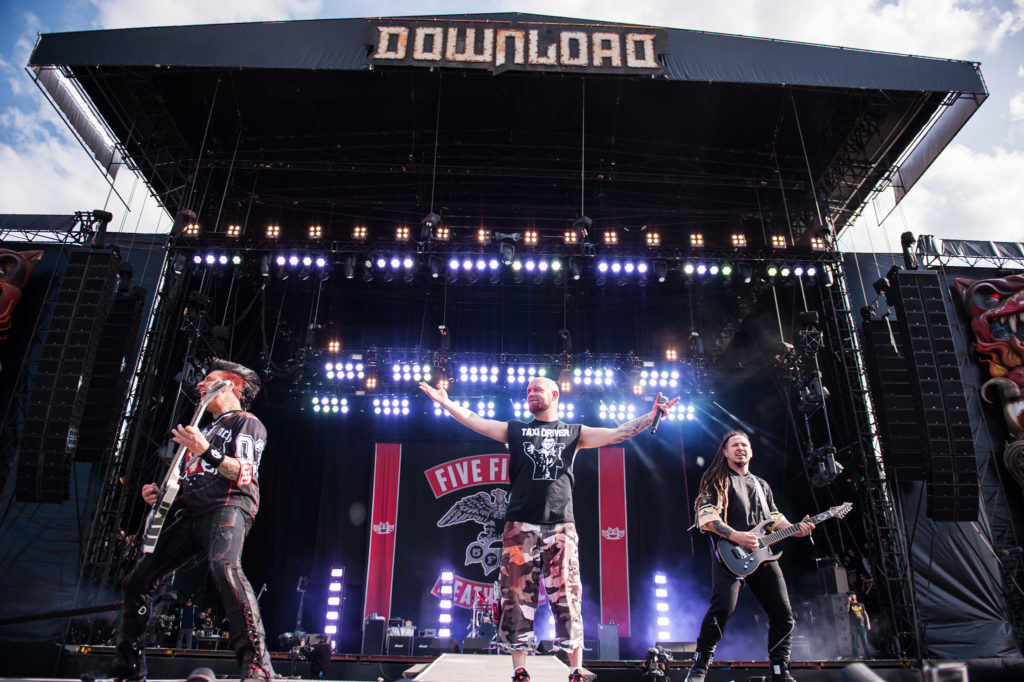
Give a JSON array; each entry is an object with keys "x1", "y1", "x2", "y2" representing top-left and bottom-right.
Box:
[
  {"x1": 690, "y1": 233, "x2": 704, "y2": 247},
  {"x1": 524, "y1": 230, "x2": 538, "y2": 245},
  {"x1": 372, "y1": 396, "x2": 411, "y2": 416},
  {"x1": 459, "y1": 365, "x2": 500, "y2": 384},
  {"x1": 396, "y1": 226, "x2": 410, "y2": 241},
  {"x1": 435, "y1": 226, "x2": 450, "y2": 241},
  {"x1": 639, "y1": 369, "x2": 680, "y2": 390},
  {"x1": 665, "y1": 349, "x2": 677, "y2": 360},
  {"x1": 226, "y1": 224, "x2": 241, "y2": 238},
  {"x1": 435, "y1": 398, "x2": 470, "y2": 418},
  {"x1": 573, "y1": 367, "x2": 615, "y2": 387},
  {"x1": 731, "y1": 233, "x2": 746, "y2": 248},
  {"x1": 811, "y1": 235, "x2": 825, "y2": 250},
  {"x1": 353, "y1": 226, "x2": 368, "y2": 239},
  {"x1": 325, "y1": 360, "x2": 365, "y2": 381},
  {"x1": 266, "y1": 225, "x2": 280, "y2": 239},
  {"x1": 598, "y1": 401, "x2": 637, "y2": 423},
  {"x1": 311, "y1": 396, "x2": 349, "y2": 414},
  {"x1": 603, "y1": 230, "x2": 618, "y2": 244},
  {"x1": 309, "y1": 225, "x2": 322, "y2": 239},
  {"x1": 393, "y1": 363, "x2": 432, "y2": 383},
  {"x1": 183, "y1": 223, "x2": 200, "y2": 237},
  {"x1": 506, "y1": 365, "x2": 548, "y2": 384},
  {"x1": 771, "y1": 234, "x2": 787, "y2": 248},
  {"x1": 564, "y1": 230, "x2": 578, "y2": 244},
  {"x1": 645, "y1": 231, "x2": 661, "y2": 247},
  {"x1": 438, "y1": 569, "x2": 454, "y2": 639}
]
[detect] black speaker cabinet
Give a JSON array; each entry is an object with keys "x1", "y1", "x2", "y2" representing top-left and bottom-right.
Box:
[{"x1": 361, "y1": 617, "x2": 386, "y2": 655}]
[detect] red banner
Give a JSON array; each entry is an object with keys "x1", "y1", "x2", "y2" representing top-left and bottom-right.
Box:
[
  {"x1": 424, "y1": 453, "x2": 509, "y2": 497},
  {"x1": 598, "y1": 447, "x2": 630, "y2": 636},
  {"x1": 364, "y1": 443, "x2": 401, "y2": 620}
]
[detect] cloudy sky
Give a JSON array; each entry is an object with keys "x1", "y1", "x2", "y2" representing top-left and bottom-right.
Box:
[{"x1": 1, "y1": 0, "x2": 1022, "y2": 252}]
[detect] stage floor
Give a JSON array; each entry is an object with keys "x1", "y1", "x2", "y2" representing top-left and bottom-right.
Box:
[{"x1": 4, "y1": 645, "x2": 1022, "y2": 682}]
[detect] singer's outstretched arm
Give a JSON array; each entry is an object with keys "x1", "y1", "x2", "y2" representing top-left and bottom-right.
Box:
[{"x1": 577, "y1": 393, "x2": 679, "y2": 449}]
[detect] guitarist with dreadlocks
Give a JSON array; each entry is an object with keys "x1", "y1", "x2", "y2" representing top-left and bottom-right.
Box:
[{"x1": 684, "y1": 431, "x2": 814, "y2": 682}]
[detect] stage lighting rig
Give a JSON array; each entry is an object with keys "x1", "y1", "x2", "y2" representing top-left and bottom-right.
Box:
[{"x1": 806, "y1": 444, "x2": 843, "y2": 487}]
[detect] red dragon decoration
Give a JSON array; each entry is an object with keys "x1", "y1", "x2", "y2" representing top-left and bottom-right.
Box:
[
  {"x1": 0, "y1": 248, "x2": 43, "y2": 342},
  {"x1": 956, "y1": 273, "x2": 1024, "y2": 490}
]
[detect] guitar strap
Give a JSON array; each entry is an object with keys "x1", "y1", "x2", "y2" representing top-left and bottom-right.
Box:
[{"x1": 750, "y1": 476, "x2": 772, "y2": 522}]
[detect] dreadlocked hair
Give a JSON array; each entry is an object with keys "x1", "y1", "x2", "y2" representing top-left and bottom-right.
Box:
[
  {"x1": 695, "y1": 430, "x2": 750, "y2": 522},
  {"x1": 208, "y1": 358, "x2": 261, "y2": 410}
]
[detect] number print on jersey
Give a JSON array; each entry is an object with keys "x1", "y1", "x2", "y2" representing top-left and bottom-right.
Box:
[{"x1": 234, "y1": 433, "x2": 265, "y2": 486}]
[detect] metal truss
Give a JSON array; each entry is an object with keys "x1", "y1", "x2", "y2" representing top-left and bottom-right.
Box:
[{"x1": 821, "y1": 253, "x2": 923, "y2": 660}]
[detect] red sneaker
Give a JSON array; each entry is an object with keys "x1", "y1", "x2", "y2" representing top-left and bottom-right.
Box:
[{"x1": 512, "y1": 667, "x2": 531, "y2": 682}]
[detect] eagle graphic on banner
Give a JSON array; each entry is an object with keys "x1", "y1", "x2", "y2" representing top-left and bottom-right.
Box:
[{"x1": 437, "y1": 488, "x2": 508, "y2": 575}]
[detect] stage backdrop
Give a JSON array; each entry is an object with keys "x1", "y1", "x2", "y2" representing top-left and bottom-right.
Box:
[{"x1": 363, "y1": 439, "x2": 634, "y2": 639}]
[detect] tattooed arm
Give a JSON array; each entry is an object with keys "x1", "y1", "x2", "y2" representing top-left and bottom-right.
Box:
[{"x1": 578, "y1": 392, "x2": 680, "y2": 449}]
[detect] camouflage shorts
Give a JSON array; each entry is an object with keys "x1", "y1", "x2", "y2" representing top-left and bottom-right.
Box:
[{"x1": 494, "y1": 521, "x2": 583, "y2": 653}]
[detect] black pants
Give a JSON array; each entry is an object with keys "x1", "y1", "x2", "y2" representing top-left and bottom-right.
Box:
[
  {"x1": 695, "y1": 559, "x2": 795, "y2": 663},
  {"x1": 120, "y1": 506, "x2": 273, "y2": 674}
]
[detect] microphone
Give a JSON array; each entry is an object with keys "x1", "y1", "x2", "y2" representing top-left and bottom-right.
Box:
[{"x1": 650, "y1": 396, "x2": 668, "y2": 434}]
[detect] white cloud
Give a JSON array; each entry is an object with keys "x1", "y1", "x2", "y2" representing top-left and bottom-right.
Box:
[
  {"x1": 840, "y1": 142, "x2": 1024, "y2": 251},
  {"x1": 88, "y1": 0, "x2": 324, "y2": 29},
  {"x1": 1011, "y1": 91, "x2": 1024, "y2": 120}
]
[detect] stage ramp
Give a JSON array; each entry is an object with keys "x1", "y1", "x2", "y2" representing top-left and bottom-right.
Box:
[{"x1": 410, "y1": 653, "x2": 590, "y2": 682}]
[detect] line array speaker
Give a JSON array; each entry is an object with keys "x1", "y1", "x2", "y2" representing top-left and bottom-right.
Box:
[
  {"x1": 892, "y1": 270, "x2": 978, "y2": 522},
  {"x1": 16, "y1": 249, "x2": 119, "y2": 502}
]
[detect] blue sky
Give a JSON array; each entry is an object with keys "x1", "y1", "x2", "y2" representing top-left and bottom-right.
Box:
[{"x1": 1, "y1": 0, "x2": 1022, "y2": 252}]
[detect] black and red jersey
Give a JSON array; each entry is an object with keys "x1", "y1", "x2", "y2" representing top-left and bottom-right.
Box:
[{"x1": 178, "y1": 410, "x2": 266, "y2": 519}]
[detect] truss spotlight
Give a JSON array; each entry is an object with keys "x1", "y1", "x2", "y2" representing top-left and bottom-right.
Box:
[
  {"x1": 226, "y1": 224, "x2": 241, "y2": 238},
  {"x1": 183, "y1": 222, "x2": 201, "y2": 238},
  {"x1": 396, "y1": 226, "x2": 410, "y2": 241},
  {"x1": 266, "y1": 225, "x2": 280, "y2": 239},
  {"x1": 421, "y1": 211, "x2": 442, "y2": 240},
  {"x1": 569, "y1": 258, "x2": 582, "y2": 281},
  {"x1": 683, "y1": 262, "x2": 695, "y2": 276},
  {"x1": 478, "y1": 227, "x2": 491, "y2": 243},
  {"x1": 771, "y1": 234, "x2": 787, "y2": 248},
  {"x1": 793, "y1": 265, "x2": 805, "y2": 277},
  {"x1": 603, "y1": 230, "x2": 618, "y2": 245},
  {"x1": 512, "y1": 259, "x2": 525, "y2": 283},
  {"x1": 766, "y1": 264, "x2": 779, "y2": 278},
  {"x1": 428, "y1": 255, "x2": 442, "y2": 279},
  {"x1": 353, "y1": 225, "x2": 367, "y2": 240},
  {"x1": 708, "y1": 264, "x2": 720, "y2": 276},
  {"x1": 524, "y1": 230, "x2": 538, "y2": 246},
  {"x1": 731, "y1": 233, "x2": 747, "y2": 248},
  {"x1": 721, "y1": 263, "x2": 733, "y2": 277},
  {"x1": 434, "y1": 226, "x2": 450, "y2": 241},
  {"x1": 807, "y1": 265, "x2": 817, "y2": 277},
  {"x1": 499, "y1": 241, "x2": 516, "y2": 265},
  {"x1": 738, "y1": 263, "x2": 753, "y2": 283},
  {"x1": 696, "y1": 263, "x2": 707, "y2": 276},
  {"x1": 573, "y1": 215, "x2": 592, "y2": 241},
  {"x1": 645, "y1": 231, "x2": 661, "y2": 247},
  {"x1": 564, "y1": 230, "x2": 578, "y2": 244},
  {"x1": 689, "y1": 233, "x2": 704, "y2": 248},
  {"x1": 780, "y1": 265, "x2": 791, "y2": 277},
  {"x1": 653, "y1": 260, "x2": 668, "y2": 283},
  {"x1": 309, "y1": 225, "x2": 322, "y2": 240}
]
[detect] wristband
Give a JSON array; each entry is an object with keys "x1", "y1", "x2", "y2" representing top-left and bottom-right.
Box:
[{"x1": 200, "y1": 446, "x2": 225, "y2": 468}]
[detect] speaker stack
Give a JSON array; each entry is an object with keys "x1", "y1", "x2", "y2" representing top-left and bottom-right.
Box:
[{"x1": 16, "y1": 249, "x2": 119, "y2": 502}]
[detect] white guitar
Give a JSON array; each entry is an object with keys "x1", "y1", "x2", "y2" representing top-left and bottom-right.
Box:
[{"x1": 140, "y1": 380, "x2": 231, "y2": 554}]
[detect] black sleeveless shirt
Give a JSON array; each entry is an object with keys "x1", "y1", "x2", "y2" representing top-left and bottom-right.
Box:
[{"x1": 505, "y1": 419, "x2": 582, "y2": 524}]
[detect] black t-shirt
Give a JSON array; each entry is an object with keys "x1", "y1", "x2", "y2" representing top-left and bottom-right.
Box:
[
  {"x1": 505, "y1": 419, "x2": 582, "y2": 524},
  {"x1": 718, "y1": 470, "x2": 778, "y2": 532},
  {"x1": 179, "y1": 410, "x2": 266, "y2": 519}
]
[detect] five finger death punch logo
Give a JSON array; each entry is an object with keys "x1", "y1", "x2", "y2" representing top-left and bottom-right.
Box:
[
  {"x1": 601, "y1": 526, "x2": 626, "y2": 540},
  {"x1": 372, "y1": 521, "x2": 396, "y2": 535},
  {"x1": 425, "y1": 454, "x2": 510, "y2": 578}
]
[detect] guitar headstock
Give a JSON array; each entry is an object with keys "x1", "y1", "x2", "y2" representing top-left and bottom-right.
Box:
[
  {"x1": 200, "y1": 379, "x2": 232, "y2": 408},
  {"x1": 828, "y1": 502, "x2": 853, "y2": 519}
]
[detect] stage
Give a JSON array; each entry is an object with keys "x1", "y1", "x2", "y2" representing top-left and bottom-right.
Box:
[{"x1": 9, "y1": 646, "x2": 1022, "y2": 682}]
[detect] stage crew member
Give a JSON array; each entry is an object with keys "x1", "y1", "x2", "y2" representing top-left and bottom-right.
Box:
[
  {"x1": 685, "y1": 430, "x2": 814, "y2": 682},
  {"x1": 105, "y1": 360, "x2": 274, "y2": 681},
  {"x1": 420, "y1": 377, "x2": 677, "y2": 682}
]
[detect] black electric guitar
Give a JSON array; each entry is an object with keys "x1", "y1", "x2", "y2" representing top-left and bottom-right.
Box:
[
  {"x1": 716, "y1": 502, "x2": 853, "y2": 577},
  {"x1": 140, "y1": 380, "x2": 231, "y2": 554}
]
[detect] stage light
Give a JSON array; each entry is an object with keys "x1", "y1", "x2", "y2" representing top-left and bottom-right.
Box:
[
  {"x1": 525, "y1": 259, "x2": 536, "y2": 272},
  {"x1": 604, "y1": 230, "x2": 618, "y2": 244},
  {"x1": 658, "y1": 631, "x2": 670, "y2": 640},
  {"x1": 462, "y1": 257, "x2": 473, "y2": 271},
  {"x1": 266, "y1": 225, "x2": 280, "y2": 239},
  {"x1": 569, "y1": 258, "x2": 582, "y2": 281},
  {"x1": 353, "y1": 225, "x2": 367, "y2": 239},
  {"x1": 524, "y1": 230, "x2": 538, "y2": 245},
  {"x1": 183, "y1": 222, "x2": 200, "y2": 237},
  {"x1": 656, "y1": 602, "x2": 669, "y2": 612},
  {"x1": 513, "y1": 259, "x2": 525, "y2": 283},
  {"x1": 438, "y1": 613, "x2": 452, "y2": 623},
  {"x1": 205, "y1": 253, "x2": 216, "y2": 265},
  {"x1": 655, "y1": 588, "x2": 668, "y2": 598},
  {"x1": 653, "y1": 260, "x2": 668, "y2": 283},
  {"x1": 690, "y1": 233, "x2": 704, "y2": 248},
  {"x1": 226, "y1": 224, "x2": 241, "y2": 238},
  {"x1": 610, "y1": 262, "x2": 622, "y2": 274},
  {"x1": 654, "y1": 573, "x2": 667, "y2": 584},
  {"x1": 324, "y1": 625, "x2": 337, "y2": 635},
  {"x1": 231, "y1": 254, "x2": 243, "y2": 266},
  {"x1": 328, "y1": 597, "x2": 340, "y2": 606},
  {"x1": 645, "y1": 231, "x2": 661, "y2": 247},
  {"x1": 574, "y1": 215, "x2": 593, "y2": 240},
  {"x1": 794, "y1": 266, "x2": 805, "y2": 277},
  {"x1": 683, "y1": 262, "x2": 695, "y2": 276},
  {"x1": 766, "y1": 265, "x2": 779, "y2": 278},
  {"x1": 288, "y1": 255, "x2": 299, "y2": 267},
  {"x1": 597, "y1": 261, "x2": 609, "y2": 273},
  {"x1": 771, "y1": 234, "x2": 787, "y2": 248},
  {"x1": 326, "y1": 611, "x2": 338, "y2": 621},
  {"x1": 657, "y1": 617, "x2": 669, "y2": 626},
  {"x1": 302, "y1": 255, "x2": 313, "y2": 267},
  {"x1": 811, "y1": 235, "x2": 826, "y2": 250},
  {"x1": 666, "y1": 349, "x2": 677, "y2": 360},
  {"x1": 780, "y1": 266, "x2": 791, "y2": 277},
  {"x1": 738, "y1": 263, "x2": 753, "y2": 283},
  {"x1": 440, "y1": 599, "x2": 452, "y2": 609},
  {"x1": 564, "y1": 230, "x2": 578, "y2": 244},
  {"x1": 708, "y1": 264, "x2": 720, "y2": 276},
  {"x1": 435, "y1": 226, "x2": 450, "y2": 241},
  {"x1": 721, "y1": 263, "x2": 733, "y2": 277},
  {"x1": 807, "y1": 265, "x2": 818, "y2": 277},
  {"x1": 731, "y1": 233, "x2": 746, "y2": 248},
  {"x1": 696, "y1": 263, "x2": 707, "y2": 276},
  {"x1": 441, "y1": 570, "x2": 454, "y2": 583},
  {"x1": 328, "y1": 341, "x2": 340, "y2": 353},
  {"x1": 309, "y1": 225, "x2": 322, "y2": 239},
  {"x1": 478, "y1": 227, "x2": 490, "y2": 243},
  {"x1": 329, "y1": 582, "x2": 342, "y2": 592},
  {"x1": 623, "y1": 262, "x2": 634, "y2": 274}
]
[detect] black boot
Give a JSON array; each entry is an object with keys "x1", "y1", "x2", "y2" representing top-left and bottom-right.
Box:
[
  {"x1": 684, "y1": 648, "x2": 714, "y2": 682},
  {"x1": 82, "y1": 640, "x2": 147, "y2": 682},
  {"x1": 769, "y1": 660, "x2": 796, "y2": 682}
]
